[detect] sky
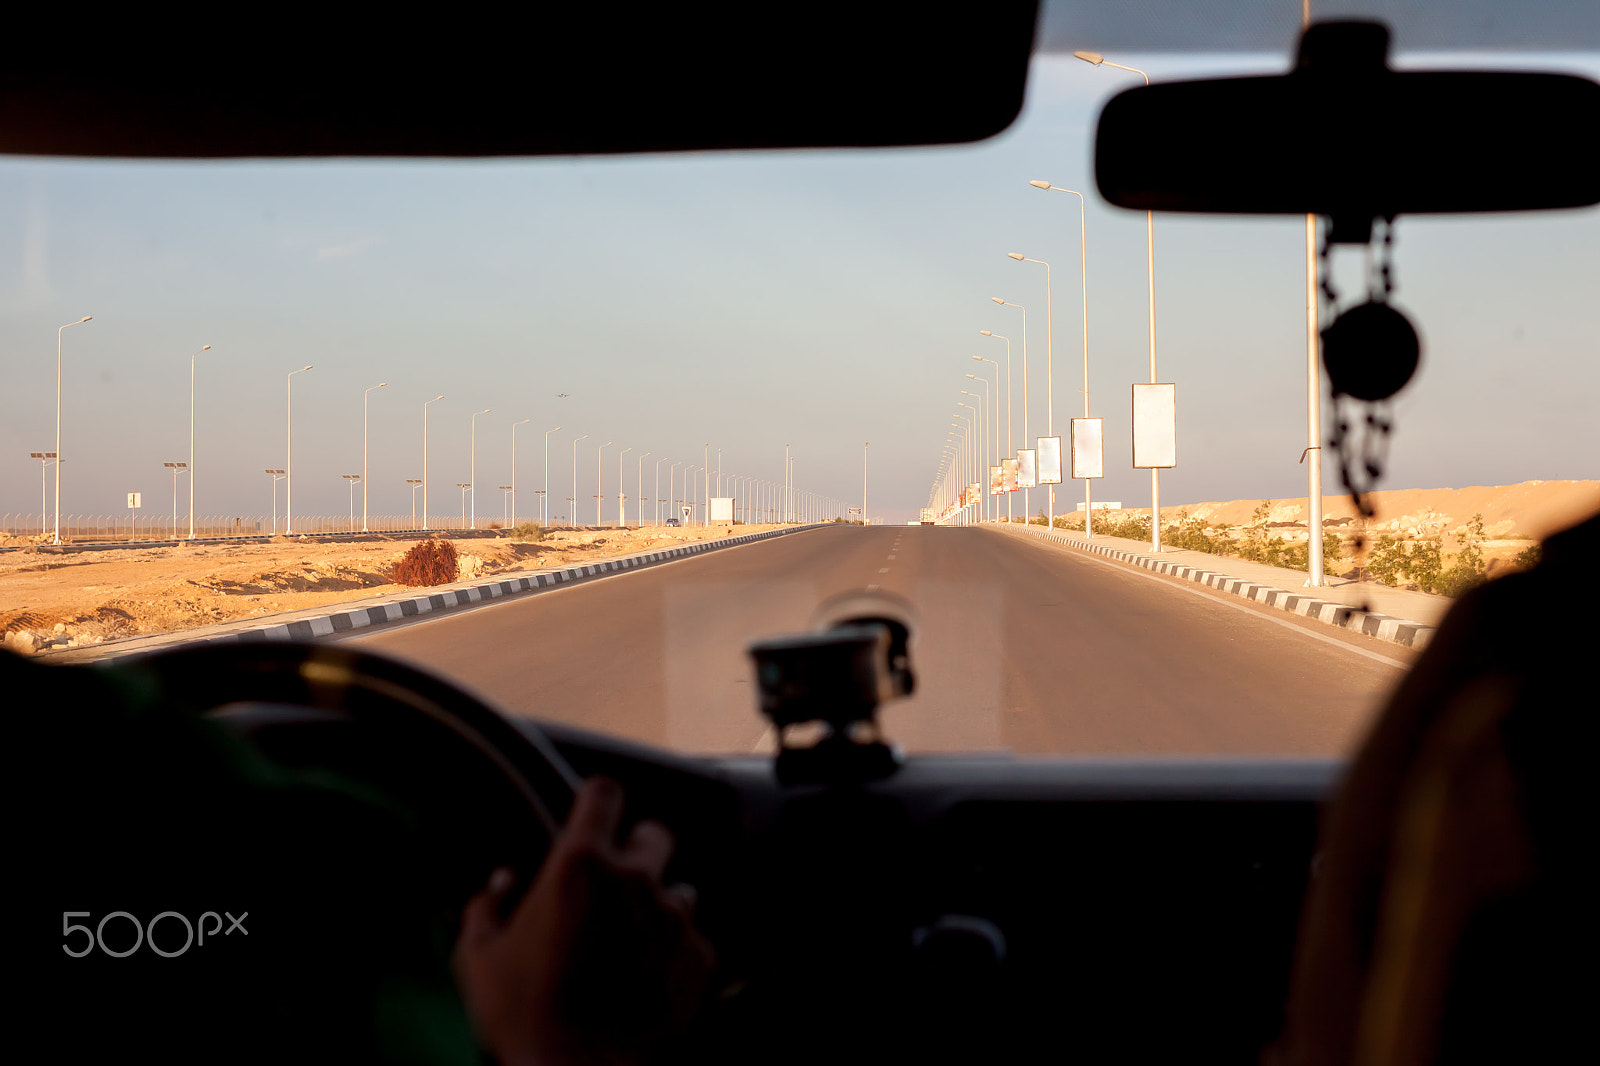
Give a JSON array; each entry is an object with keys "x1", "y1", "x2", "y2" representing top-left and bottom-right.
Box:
[{"x1": 0, "y1": 49, "x2": 1595, "y2": 527}]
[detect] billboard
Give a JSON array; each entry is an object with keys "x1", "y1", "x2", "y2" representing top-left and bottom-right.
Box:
[
  {"x1": 1070, "y1": 418, "x2": 1104, "y2": 479},
  {"x1": 1016, "y1": 448, "x2": 1037, "y2": 488},
  {"x1": 1000, "y1": 458, "x2": 1018, "y2": 492},
  {"x1": 1132, "y1": 383, "x2": 1177, "y2": 468},
  {"x1": 710, "y1": 497, "x2": 734, "y2": 521},
  {"x1": 1037, "y1": 436, "x2": 1062, "y2": 485},
  {"x1": 989, "y1": 465, "x2": 1003, "y2": 496}
]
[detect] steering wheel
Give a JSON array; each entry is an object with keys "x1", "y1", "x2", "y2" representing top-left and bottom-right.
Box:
[{"x1": 123, "y1": 640, "x2": 583, "y2": 907}]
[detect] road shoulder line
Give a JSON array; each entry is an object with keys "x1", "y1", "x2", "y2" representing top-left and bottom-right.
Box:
[
  {"x1": 993, "y1": 523, "x2": 1437, "y2": 650},
  {"x1": 54, "y1": 524, "x2": 827, "y2": 662}
]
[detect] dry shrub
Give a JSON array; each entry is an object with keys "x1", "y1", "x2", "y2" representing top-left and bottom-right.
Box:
[{"x1": 390, "y1": 538, "x2": 459, "y2": 586}]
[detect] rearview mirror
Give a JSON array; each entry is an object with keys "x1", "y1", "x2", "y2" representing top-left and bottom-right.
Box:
[{"x1": 1093, "y1": 21, "x2": 1600, "y2": 241}]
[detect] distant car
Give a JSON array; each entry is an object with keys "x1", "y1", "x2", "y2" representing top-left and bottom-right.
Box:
[{"x1": 665, "y1": 517, "x2": 681, "y2": 527}]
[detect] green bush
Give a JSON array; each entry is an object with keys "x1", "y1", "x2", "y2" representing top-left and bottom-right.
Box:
[
  {"x1": 507, "y1": 522, "x2": 546, "y2": 542},
  {"x1": 1512, "y1": 542, "x2": 1542, "y2": 571}
]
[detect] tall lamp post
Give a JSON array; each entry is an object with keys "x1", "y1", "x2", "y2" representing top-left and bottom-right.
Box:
[
  {"x1": 457, "y1": 483, "x2": 471, "y2": 524},
  {"x1": 1076, "y1": 50, "x2": 1163, "y2": 550},
  {"x1": 52, "y1": 315, "x2": 92, "y2": 544},
  {"x1": 285, "y1": 366, "x2": 313, "y2": 534},
  {"x1": 361, "y1": 382, "x2": 387, "y2": 532},
  {"x1": 499, "y1": 485, "x2": 513, "y2": 527},
  {"x1": 31, "y1": 452, "x2": 57, "y2": 531},
  {"x1": 975, "y1": 343, "x2": 1008, "y2": 522},
  {"x1": 469, "y1": 408, "x2": 491, "y2": 529},
  {"x1": 862, "y1": 441, "x2": 870, "y2": 525},
  {"x1": 570, "y1": 434, "x2": 588, "y2": 527},
  {"x1": 991, "y1": 297, "x2": 1029, "y2": 520},
  {"x1": 596, "y1": 441, "x2": 612, "y2": 527},
  {"x1": 964, "y1": 381, "x2": 989, "y2": 522},
  {"x1": 1030, "y1": 180, "x2": 1095, "y2": 535},
  {"x1": 635, "y1": 451, "x2": 650, "y2": 528},
  {"x1": 422, "y1": 395, "x2": 443, "y2": 531},
  {"x1": 616, "y1": 447, "x2": 632, "y2": 527},
  {"x1": 186, "y1": 345, "x2": 214, "y2": 539},
  {"x1": 654, "y1": 455, "x2": 669, "y2": 526},
  {"x1": 511, "y1": 418, "x2": 530, "y2": 527},
  {"x1": 543, "y1": 425, "x2": 562, "y2": 526},
  {"x1": 1009, "y1": 253, "x2": 1055, "y2": 528}
]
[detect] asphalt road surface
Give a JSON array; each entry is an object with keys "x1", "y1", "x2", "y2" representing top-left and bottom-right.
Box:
[{"x1": 345, "y1": 525, "x2": 1407, "y2": 757}]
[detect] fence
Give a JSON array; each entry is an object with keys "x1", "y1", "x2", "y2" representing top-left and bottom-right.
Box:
[{"x1": 0, "y1": 513, "x2": 489, "y2": 544}]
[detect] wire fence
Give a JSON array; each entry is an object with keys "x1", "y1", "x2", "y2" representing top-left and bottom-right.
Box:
[{"x1": 0, "y1": 512, "x2": 495, "y2": 543}]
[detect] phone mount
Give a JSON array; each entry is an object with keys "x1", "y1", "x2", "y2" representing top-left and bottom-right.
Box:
[{"x1": 748, "y1": 621, "x2": 911, "y2": 787}]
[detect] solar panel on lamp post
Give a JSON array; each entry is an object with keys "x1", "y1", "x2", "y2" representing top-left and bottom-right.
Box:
[
  {"x1": 164, "y1": 462, "x2": 187, "y2": 539},
  {"x1": 406, "y1": 479, "x2": 422, "y2": 525},
  {"x1": 265, "y1": 470, "x2": 285, "y2": 534},
  {"x1": 344, "y1": 474, "x2": 361, "y2": 531},
  {"x1": 31, "y1": 452, "x2": 57, "y2": 533}
]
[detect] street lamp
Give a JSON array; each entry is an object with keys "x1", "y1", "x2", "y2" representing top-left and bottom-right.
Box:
[
  {"x1": 164, "y1": 462, "x2": 188, "y2": 539},
  {"x1": 975, "y1": 343, "x2": 1008, "y2": 523},
  {"x1": 543, "y1": 425, "x2": 563, "y2": 527},
  {"x1": 265, "y1": 469, "x2": 286, "y2": 533},
  {"x1": 702, "y1": 443, "x2": 710, "y2": 526},
  {"x1": 863, "y1": 442, "x2": 869, "y2": 526},
  {"x1": 596, "y1": 441, "x2": 612, "y2": 527},
  {"x1": 362, "y1": 382, "x2": 387, "y2": 532},
  {"x1": 344, "y1": 474, "x2": 361, "y2": 530},
  {"x1": 964, "y1": 380, "x2": 989, "y2": 522},
  {"x1": 499, "y1": 485, "x2": 513, "y2": 527},
  {"x1": 654, "y1": 455, "x2": 669, "y2": 526},
  {"x1": 406, "y1": 478, "x2": 422, "y2": 523},
  {"x1": 423, "y1": 395, "x2": 443, "y2": 531},
  {"x1": 52, "y1": 315, "x2": 92, "y2": 544},
  {"x1": 30, "y1": 452, "x2": 57, "y2": 532},
  {"x1": 1009, "y1": 252, "x2": 1056, "y2": 528},
  {"x1": 1076, "y1": 51, "x2": 1163, "y2": 550},
  {"x1": 457, "y1": 483, "x2": 471, "y2": 523},
  {"x1": 286, "y1": 366, "x2": 313, "y2": 535},
  {"x1": 991, "y1": 296, "x2": 1030, "y2": 519},
  {"x1": 635, "y1": 451, "x2": 650, "y2": 528},
  {"x1": 511, "y1": 418, "x2": 530, "y2": 527},
  {"x1": 571, "y1": 434, "x2": 589, "y2": 528},
  {"x1": 470, "y1": 408, "x2": 491, "y2": 529},
  {"x1": 1030, "y1": 180, "x2": 1096, "y2": 535},
  {"x1": 186, "y1": 345, "x2": 213, "y2": 539},
  {"x1": 618, "y1": 447, "x2": 632, "y2": 528}
]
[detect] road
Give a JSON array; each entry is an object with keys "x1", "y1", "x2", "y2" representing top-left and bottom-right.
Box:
[{"x1": 345, "y1": 525, "x2": 1405, "y2": 757}]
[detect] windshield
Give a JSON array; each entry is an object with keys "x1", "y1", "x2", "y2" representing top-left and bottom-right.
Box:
[{"x1": 2, "y1": 22, "x2": 1595, "y2": 760}]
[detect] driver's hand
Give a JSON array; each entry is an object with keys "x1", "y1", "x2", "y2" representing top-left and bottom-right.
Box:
[{"x1": 454, "y1": 777, "x2": 715, "y2": 1066}]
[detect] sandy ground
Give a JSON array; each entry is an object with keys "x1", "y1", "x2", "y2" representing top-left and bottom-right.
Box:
[
  {"x1": 1055, "y1": 479, "x2": 1599, "y2": 575},
  {"x1": 0, "y1": 524, "x2": 784, "y2": 653}
]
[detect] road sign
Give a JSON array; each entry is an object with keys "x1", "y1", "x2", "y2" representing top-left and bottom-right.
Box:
[
  {"x1": 127, "y1": 492, "x2": 142, "y2": 508},
  {"x1": 682, "y1": 505, "x2": 692, "y2": 518}
]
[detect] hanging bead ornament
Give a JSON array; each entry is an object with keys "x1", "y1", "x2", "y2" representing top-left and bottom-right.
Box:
[{"x1": 1320, "y1": 217, "x2": 1421, "y2": 517}]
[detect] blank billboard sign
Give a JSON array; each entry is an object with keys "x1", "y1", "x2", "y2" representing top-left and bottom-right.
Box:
[
  {"x1": 1132, "y1": 383, "x2": 1177, "y2": 469},
  {"x1": 1000, "y1": 458, "x2": 1018, "y2": 492},
  {"x1": 1070, "y1": 418, "x2": 1104, "y2": 479},
  {"x1": 1016, "y1": 448, "x2": 1037, "y2": 488},
  {"x1": 710, "y1": 496, "x2": 734, "y2": 521},
  {"x1": 989, "y1": 465, "x2": 1003, "y2": 495},
  {"x1": 1037, "y1": 436, "x2": 1062, "y2": 484}
]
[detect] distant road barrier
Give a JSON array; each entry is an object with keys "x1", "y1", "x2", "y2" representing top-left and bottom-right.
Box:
[{"x1": 1, "y1": 512, "x2": 492, "y2": 544}]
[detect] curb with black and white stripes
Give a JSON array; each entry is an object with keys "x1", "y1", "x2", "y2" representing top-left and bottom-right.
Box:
[
  {"x1": 1000, "y1": 524, "x2": 1436, "y2": 649},
  {"x1": 79, "y1": 524, "x2": 825, "y2": 659}
]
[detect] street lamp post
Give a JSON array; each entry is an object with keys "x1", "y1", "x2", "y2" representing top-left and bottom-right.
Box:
[
  {"x1": 654, "y1": 455, "x2": 669, "y2": 526},
  {"x1": 406, "y1": 479, "x2": 422, "y2": 523},
  {"x1": 863, "y1": 442, "x2": 869, "y2": 526},
  {"x1": 596, "y1": 441, "x2": 612, "y2": 527},
  {"x1": 164, "y1": 462, "x2": 187, "y2": 539},
  {"x1": 511, "y1": 418, "x2": 530, "y2": 527},
  {"x1": 965, "y1": 374, "x2": 991, "y2": 522},
  {"x1": 975, "y1": 344, "x2": 1007, "y2": 522},
  {"x1": 187, "y1": 345, "x2": 213, "y2": 539},
  {"x1": 1010, "y1": 253, "x2": 1055, "y2": 528},
  {"x1": 457, "y1": 483, "x2": 471, "y2": 524},
  {"x1": 470, "y1": 408, "x2": 491, "y2": 529},
  {"x1": 543, "y1": 426, "x2": 562, "y2": 527},
  {"x1": 344, "y1": 474, "x2": 361, "y2": 530},
  {"x1": 423, "y1": 395, "x2": 443, "y2": 531},
  {"x1": 702, "y1": 443, "x2": 710, "y2": 526},
  {"x1": 635, "y1": 451, "x2": 650, "y2": 528},
  {"x1": 991, "y1": 297, "x2": 1029, "y2": 520},
  {"x1": 1030, "y1": 180, "x2": 1096, "y2": 535},
  {"x1": 286, "y1": 366, "x2": 313, "y2": 535},
  {"x1": 618, "y1": 447, "x2": 632, "y2": 527},
  {"x1": 362, "y1": 382, "x2": 387, "y2": 532},
  {"x1": 52, "y1": 315, "x2": 92, "y2": 544},
  {"x1": 500, "y1": 485, "x2": 513, "y2": 528},
  {"x1": 570, "y1": 434, "x2": 588, "y2": 528},
  {"x1": 1076, "y1": 51, "x2": 1162, "y2": 550},
  {"x1": 265, "y1": 469, "x2": 286, "y2": 533}
]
